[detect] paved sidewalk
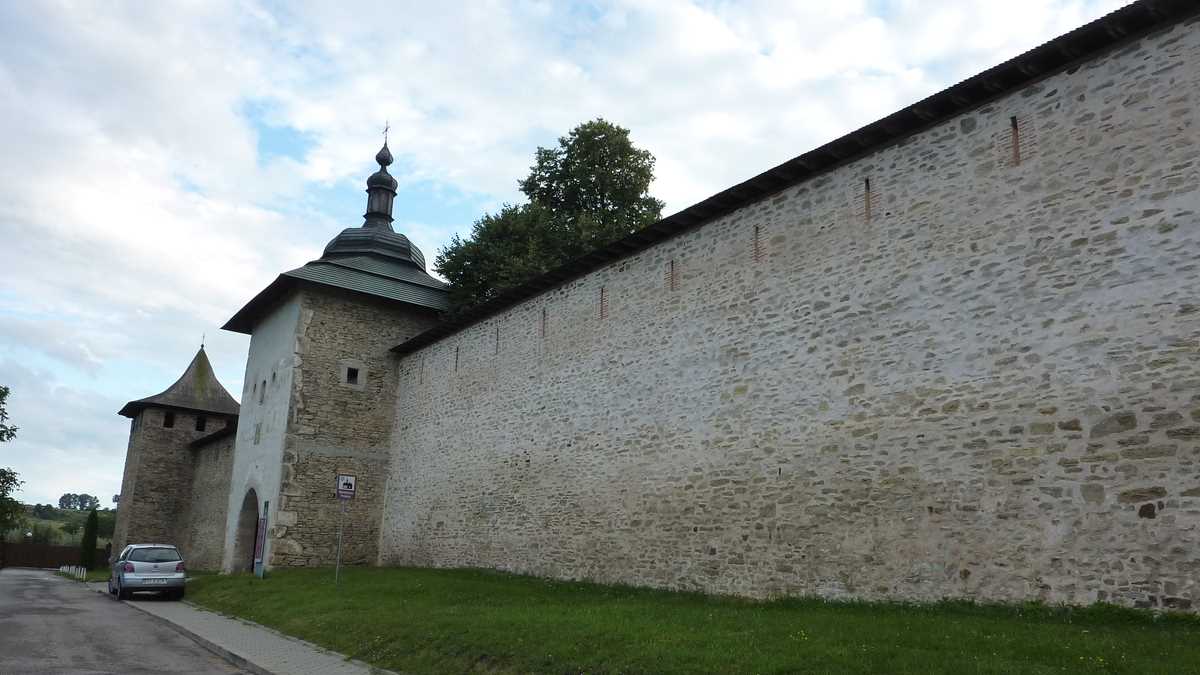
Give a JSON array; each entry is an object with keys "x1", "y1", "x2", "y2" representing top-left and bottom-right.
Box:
[{"x1": 87, "y1": 582, "x2": 396, "y2": 675}]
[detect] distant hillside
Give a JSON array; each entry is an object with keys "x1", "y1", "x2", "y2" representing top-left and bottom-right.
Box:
[{"x1": 2, "y1": 504, "x2": 115, "y2": 546}]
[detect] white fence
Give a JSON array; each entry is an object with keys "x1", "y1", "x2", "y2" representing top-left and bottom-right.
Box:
[{"x1": 58, "y1": 565, "x2": 89, "y2": 580}]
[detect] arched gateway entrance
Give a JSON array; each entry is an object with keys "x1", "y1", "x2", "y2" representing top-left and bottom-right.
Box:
[{"x1": 232, "y1": 489, "x2": 260, "y2": 572}]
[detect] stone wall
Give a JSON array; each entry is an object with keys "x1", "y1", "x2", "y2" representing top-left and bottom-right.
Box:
[
  {"x1": 380, "y1": 20, "x2": 1200, "y2": 610},
  {"x1": 180, "y1": 433, "x2": 235, "y2": 569},
  {"x1": 114, "y1": 409, "x2": 231, "y2": 556},
  {"x1": 112, "y1": 416, "x2": 141, "y2": 553},
  {"x1": 271, "y1": 287, "x2": 440, "y2": 567}
]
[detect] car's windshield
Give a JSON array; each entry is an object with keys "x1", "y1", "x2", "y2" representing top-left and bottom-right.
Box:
[{"x1": 128, "y1": 547, "x2": 181, "y2": 562}]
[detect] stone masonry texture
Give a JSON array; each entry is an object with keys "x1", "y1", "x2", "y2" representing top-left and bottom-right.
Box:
[
  {"x1": 113, "y1": 408, "x2": 234, "y2": 569},
  {"x1": 180, "y1": 434, "x2": 234, "y2": 570},
  {"x1": 271, "y1": 288, "x2": 440, "y2": 567},
  {"x1": 380, "y1": 20, "x2": 1200, "y2": 610}
]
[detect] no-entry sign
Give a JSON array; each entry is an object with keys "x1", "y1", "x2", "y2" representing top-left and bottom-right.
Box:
[{"x1": 336, "y1": 473, "x2": 356, "y2": 500}]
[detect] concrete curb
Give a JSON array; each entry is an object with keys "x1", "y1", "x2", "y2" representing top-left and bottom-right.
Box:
[
  {"x1": 83, "y1": 582, "x2": 271, "y2": 675},
  {"x1": 124, "y1": 600, "x2": 276, "y2": 675},
  {"x1": 86, "y1": 582, "x2": 396, "y2": 675}
]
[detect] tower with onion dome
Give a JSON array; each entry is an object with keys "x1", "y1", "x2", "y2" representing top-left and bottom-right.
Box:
[{"x1": 218, "y1": 142, "x2": 447, "y2": 572}]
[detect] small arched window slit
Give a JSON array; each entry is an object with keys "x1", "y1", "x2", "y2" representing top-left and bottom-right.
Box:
[
  {"x1": 863, "y1": 178, "x2": 872, "y2": 224},
  {"x1": 1010, "y1": 116, "x2": 1021, "y2": 166}
]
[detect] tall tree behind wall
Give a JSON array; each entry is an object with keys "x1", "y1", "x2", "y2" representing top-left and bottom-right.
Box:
[
  {"x1": 80, "y1": 509, "x2": 98, "y2": 569},
  {"x1": 436, "y1": 119, "x2": 664, "y2": 310},
  {"x1": 0, "y1": 386, "x2": 15, "y2": 443}
]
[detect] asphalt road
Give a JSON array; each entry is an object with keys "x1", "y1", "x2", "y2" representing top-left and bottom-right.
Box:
[{"x1": 0, "y1": 568, "x2": 246, "y2": 675}]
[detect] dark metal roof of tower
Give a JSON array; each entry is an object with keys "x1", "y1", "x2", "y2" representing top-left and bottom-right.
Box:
[
  {"x1": 223, "y1": 142, "x2": 449, "y2": 334},
  {"x1": 118, "y1": 347, "x2": 240, "y2": 418}
]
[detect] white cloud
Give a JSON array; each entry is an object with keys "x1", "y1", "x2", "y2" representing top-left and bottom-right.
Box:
[{"x1": 0, "y1": 0, "x2": 1128, "y2": 504}]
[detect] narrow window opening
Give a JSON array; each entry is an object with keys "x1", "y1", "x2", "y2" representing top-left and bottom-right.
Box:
[
  {"x1": 667, "y1": 259, "x2": 678, "y2": 291},
  {"x1": 253, "y1": 422, "x2": 262, "y2": 445},
  {"x1": 598, "y1": 286, "x2": 608, "y2": 320},
  {"x1": 346, "y1": 367, "x2": 359, "y2": 385},
  {"x1": 454, "y1": 346, "x2": 460, "y2": 372},
  {"x1": 418, "y1": 355, "x2": 425, "y2": 384},
  {"x1": 259, "y1": 380, "x2": 266, "y2": 404},
  {"x1": 494, "y1": 325, "x2": 500, "y2": 354},
  {"x1": 752, "y1": 225, "x2": 763, "y2": 263},
  {"x1": 540, "y1": 307, "x2": 548, "y2": 339},
  {"x1": 1010, "y1": 116, "x2": 1021, "y2": 166},
  {"x1": 163, "y1": 411, "x2": 175, "y2": 428},
  {"x1": 195, "y1": 415, "x2": 207, "y2": 432},
  {"x1": 864, "y1": 178, "x2": 873, "y2": 224},
  {"x1": 271, "y1": 371, "x2": 276, "y2": 385}
]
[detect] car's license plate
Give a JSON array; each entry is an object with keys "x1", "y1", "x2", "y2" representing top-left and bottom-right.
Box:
[{"x1": 143, "y1": 578, "x2": 167, "y2": 584}]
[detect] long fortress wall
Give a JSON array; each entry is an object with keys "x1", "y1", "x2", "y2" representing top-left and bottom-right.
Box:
[{"x1": 380, "y1": 18, "x2": 1200, "y2": 608}]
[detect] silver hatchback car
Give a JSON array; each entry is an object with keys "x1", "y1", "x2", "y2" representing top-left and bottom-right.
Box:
[{"x1": 108, "y1": 544, "x2": 187, "y2": 600}]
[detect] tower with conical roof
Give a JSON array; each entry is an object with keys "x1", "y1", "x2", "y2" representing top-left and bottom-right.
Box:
[
  {"x1": 113, "y1": 346, "x2": 240, "y2": 568},
  {"x1": 217, "y1": 142, "x2": 448, "y2": 572}
]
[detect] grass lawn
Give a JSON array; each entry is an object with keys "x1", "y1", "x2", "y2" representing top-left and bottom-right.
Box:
[{"x1": 187, "y1": 567, "x2": 1200, "y2": 674}]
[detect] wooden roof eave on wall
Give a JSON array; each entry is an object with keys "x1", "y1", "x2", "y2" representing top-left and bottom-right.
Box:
[{"x1": 390, "y1": 0, "x2": 1200, "y2": 356}]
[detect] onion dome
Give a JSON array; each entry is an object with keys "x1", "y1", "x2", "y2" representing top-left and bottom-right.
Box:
[
  {"x1": 366, "y1": 142, "x2": 398, "y2": 192},
  {"x1": 322, "y1": 227, "x2": 427, "y2": 270},
  {"x1": 222, "y1": 140, "x2": 449, "y2": 334},
  {"x1": 363, "y1": 141, "x2": 398, "y2": 227}
]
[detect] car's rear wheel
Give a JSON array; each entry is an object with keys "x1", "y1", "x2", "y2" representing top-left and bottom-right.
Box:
[{"x1": 116, "y1": 580, "x2": 131, "y2": 601}]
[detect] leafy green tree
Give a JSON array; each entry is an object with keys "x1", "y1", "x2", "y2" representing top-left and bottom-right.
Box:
[
  {"x1": 436, "y1": 119, "x2": 664, "y2": 310},
  {"x1": 76, "y1": 494, "x2": 99, "y2": 511},
  {"x1": 519, "y1": 118, "x2": 664, "y2": 253},
  {"x1": 436, "y1": 203, "x2": 560, "y2": 309},
  {"x1": 0, "y1": 389, "x2": 18, "y2": 536},
  {"x1": 80, "y1": 509, "x2": 99, "y2": 569},
  {"x1": 0, "y1": 385, "x2": 17, "y2": 443},
  {"x1": 58, "y1": 493, "x2": 77, "y2": 510},
  {"x1": 0, "y1": 468, "x2": 23, "y2": 535}
]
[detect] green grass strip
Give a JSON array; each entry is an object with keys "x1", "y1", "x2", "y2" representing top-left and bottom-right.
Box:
[{"x1": 187, "y1": 567, "x2": 1200, "y2": 674}]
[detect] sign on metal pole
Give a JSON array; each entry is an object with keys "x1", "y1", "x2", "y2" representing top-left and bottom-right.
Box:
[
  {"x1": 336, "y1": 474, "x2": 357, "y2": 500},
  {"x1": 334, "y1": 474, "x2": 355, "y2": 585}
]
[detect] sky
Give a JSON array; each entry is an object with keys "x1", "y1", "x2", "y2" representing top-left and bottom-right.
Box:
[{"x1": 0, "y1": 0, "x2": 1128, "y2": 506}]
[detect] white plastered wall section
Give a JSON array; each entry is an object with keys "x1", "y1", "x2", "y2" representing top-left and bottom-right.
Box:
[{"x1": 221, "y1": 295, "x2": 301, "y2": 572}]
